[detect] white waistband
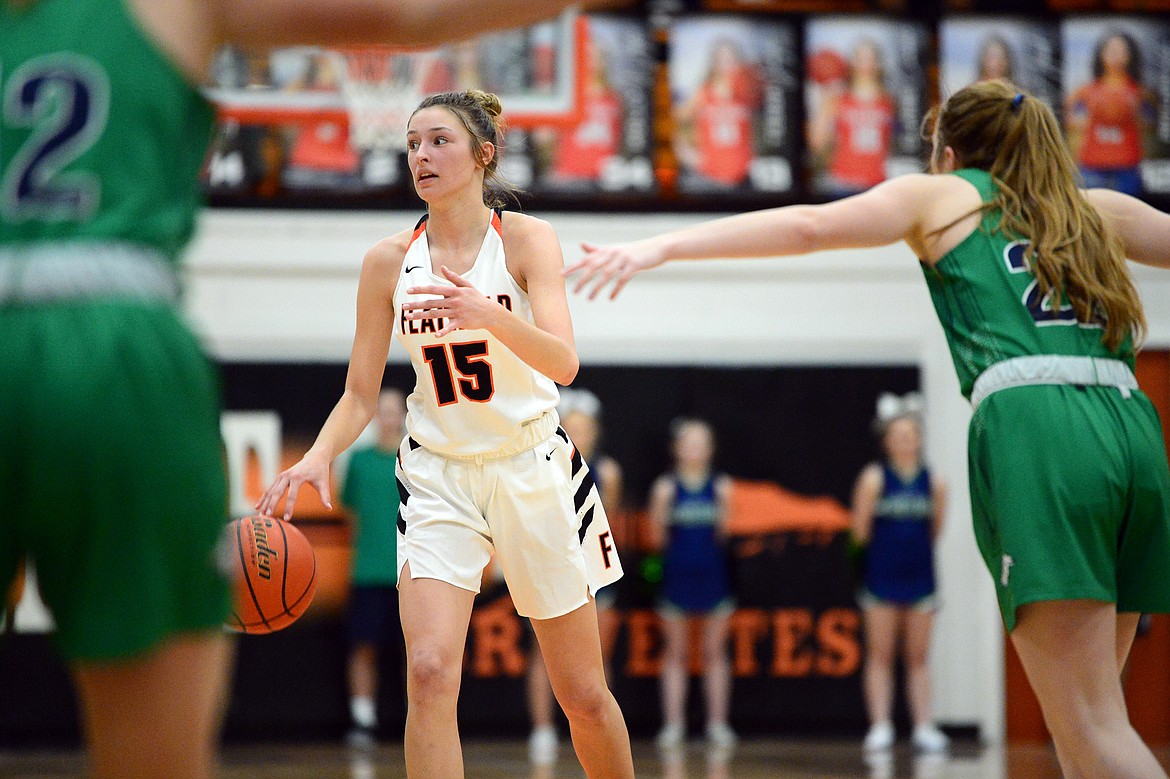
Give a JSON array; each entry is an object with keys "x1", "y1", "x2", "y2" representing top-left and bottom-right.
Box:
[
  {"x1": 414, "y1": 409, "x2": 560, "y2": 463},
  {"x1": 971, "y1": 355, "x2": 1137, "y2": 409},
  {"x1": 0, "y1": 242, "x2": 179, "y2": 304}
]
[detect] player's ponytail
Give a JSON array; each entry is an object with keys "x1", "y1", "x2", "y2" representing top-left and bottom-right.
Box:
[
  {"x1": 412, "y1": 90, "x2": 520, "y2": 208},
  {"x1": 931, "y1": 79, "x2": 1145, "y2": 352}
]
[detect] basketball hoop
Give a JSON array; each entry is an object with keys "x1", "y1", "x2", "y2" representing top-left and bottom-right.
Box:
[
  {"x1": 205, "y1": 10, "x2": 584, "y2": 190},
  {"x1": 333, "y1": 48, "x2": 435, "y2": 154}
]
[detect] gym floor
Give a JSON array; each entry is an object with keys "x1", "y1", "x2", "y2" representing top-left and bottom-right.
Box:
[{"x1": 4, "y1": 738, "x2": 1168, "y2": 778}]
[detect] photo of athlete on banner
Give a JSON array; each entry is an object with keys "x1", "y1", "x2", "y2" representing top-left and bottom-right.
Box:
[
  {"x1": 1062, "y1": 17, "x2": 1170, "y2": 196},
  {"x1": 669, "y1": 15, "x2": 799, "y2": 197},
  {"x1": 939, "y1": 17, "x2": 1060, "y2": 110},
  {"x1": 528, "y1": 15, "x2": 657, "y2": 199},
  {"x1": 804, "y1": 16, "x2": 928, "y2": 198}
]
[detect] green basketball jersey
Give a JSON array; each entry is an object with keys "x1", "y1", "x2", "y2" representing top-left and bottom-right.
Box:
[
  {"x1": 0, "y1": 0, "x2": 212, "y2": 259},
  {"x1": 341, "y1": 447, "x2": 402, "y2": 586},
  {"x1": 922, "y1": 168, "x2": 1134, "y2": 399}
]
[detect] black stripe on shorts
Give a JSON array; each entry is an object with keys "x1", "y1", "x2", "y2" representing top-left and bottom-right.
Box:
[
  {"x1": 577, "y1": 505, "x2": 595, "y2": 544},
  {"x1": 574, "y1": 470, "x2": 595, "y2": 514}
]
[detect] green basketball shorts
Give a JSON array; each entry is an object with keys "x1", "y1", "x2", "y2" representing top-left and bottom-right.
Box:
[
  {"x1": 0, "y1": 300, "x2": 231, "y2": 661},
  {"x1": 968, "y1": 383, "x2": 1170, "y2": 632}
]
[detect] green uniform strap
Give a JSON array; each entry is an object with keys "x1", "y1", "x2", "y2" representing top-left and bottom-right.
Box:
[{"x1": 951, "y1": 168, "x2": 997, "y2": 203}]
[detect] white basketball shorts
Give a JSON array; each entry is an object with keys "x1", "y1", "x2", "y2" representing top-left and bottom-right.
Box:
[{"x1": 395, "y1": 426, "x2": 623, "y2": 620}]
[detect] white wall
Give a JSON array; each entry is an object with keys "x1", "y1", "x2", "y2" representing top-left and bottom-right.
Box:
[{"x1": 183, "y1": 208, "x2": 1170, "y2": 742}]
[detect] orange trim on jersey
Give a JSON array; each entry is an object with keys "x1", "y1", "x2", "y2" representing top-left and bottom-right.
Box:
[
  {"x1": 407, "y1": 214, "x2": 429, "y2": 251},
  {"x1": 490, "y1": 209, "x2": 503, "y2": 238}
]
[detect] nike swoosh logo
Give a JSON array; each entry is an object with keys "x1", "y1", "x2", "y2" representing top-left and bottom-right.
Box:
[
  {"x1": 545, "y1": 448, "x2": 555, "y2": 461},
  {"x1": 405, "y1": 265, "x2": 423, "y2": 273}
]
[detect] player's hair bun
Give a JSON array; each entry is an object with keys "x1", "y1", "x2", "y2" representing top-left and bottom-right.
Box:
[{"x1": 467, "y1": 89, "x2": 503, "y2": 120}]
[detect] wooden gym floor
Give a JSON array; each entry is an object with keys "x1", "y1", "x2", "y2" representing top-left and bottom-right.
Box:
[{"x1": 3, "y1": 738, "x2": 1168, "y2": 778}]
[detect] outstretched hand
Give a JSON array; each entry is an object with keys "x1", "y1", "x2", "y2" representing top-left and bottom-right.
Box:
[
  {"x1": 255, "y1": 451, "x2": 332, "y2": 521},
  {"x1": 400, "y1": 266, "x2": 501, "y2": 337},
  {"x1": 563, "y1": 240, "x2": 666, "y2": 300}
]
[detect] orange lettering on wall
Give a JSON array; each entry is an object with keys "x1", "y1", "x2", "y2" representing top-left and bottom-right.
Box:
[
  {"x1": 729, "y1": 609, "x2": 768, "y2": 677},
  {"x1": 468, "y1": 600, "x2": 525, "y2": 677},
  {"x1": 624, "y1": 609, "x2": 663, "y2": 678},
  {"x1": 614, "y1": 607, "x2": 863, "y2": 681},
  {"x1": 815, "y1": 608, "x2": 862, "y2": 677},
  {"x1": 771, "y1": 608, "x2": 814, "y2": 677}
]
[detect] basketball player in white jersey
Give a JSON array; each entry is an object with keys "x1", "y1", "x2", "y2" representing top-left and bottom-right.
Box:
[{"x1": 258, "y1": 90, "x2": 635, "y2": 779}]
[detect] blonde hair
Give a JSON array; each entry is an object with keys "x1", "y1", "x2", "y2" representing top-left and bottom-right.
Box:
[
  {"x1": 928, "y1": 79, "x2": 1146, "y2": 351},
  {"x1": 411, "y1": 89, "x2": 519, "y2": 208},
  {"x1": 872, "y1": 392, "x2": 923, "y2": 437}
]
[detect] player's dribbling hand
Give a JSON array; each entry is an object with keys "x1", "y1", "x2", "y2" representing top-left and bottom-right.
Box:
[
  {"x1": 563, "y1": 240, "x2": 666, "y2": 300},
  {"x1": 402, "y1": 266, "x2": 503, "y2": 337},
  {"x1": 256, "y1": 451, "x2": 332, "y2": 520}
]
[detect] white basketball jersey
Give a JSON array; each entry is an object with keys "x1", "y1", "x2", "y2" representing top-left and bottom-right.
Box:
[{"x1": 394, "y1": 209, "x2": 560, "y2": 457}]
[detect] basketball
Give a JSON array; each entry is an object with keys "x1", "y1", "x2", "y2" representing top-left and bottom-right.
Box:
[
  {"x1": 226, "y1": 514, "x2": 318, "y2": 634},
  {"x1": 807, "y1": 49, "x2": 850, "y2": 85}
]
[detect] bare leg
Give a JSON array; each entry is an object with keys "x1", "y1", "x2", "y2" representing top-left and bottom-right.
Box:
[
  {"x1": 659, "y1": 613, "x2": 691, "y2": 735},
  {"x1": 531, "y1": 599, "x2": 634, "y2": 779},
  {"x1": 73, "y1": 631, "x2": 233, "y2": 779},
  {"x1": 903, "y1": 609, "x2": 935, "y2": 728},
  {"x1": 527, "y1": 645, "x2": 558, "y2": 730},
  {"x1": 526, "y1": 638, "x2": 560, "y2": 765},
  {"x1": 1115, "y1": 612, "x2": 1141, "y2": 674},
  {"x1": 1011, "y1": 600, "x2": 1167, "y2": 779},
  {"x1": 346, "y1": 638, "x2": 382, "y2": 746},
  {"x1": 349, "y1": 643, "x2": 378, "y2": 701},
  {"x1": 1054, "y1": 742, "x2": 1086, "y2": 779},
  {"x1": 862, "y1": 604, "x2": 900, "y2": 728},
  {"x1": 700, "y1": 609, "x2": 733, "y2": 731},
  {"x1": 596, "y1": 602, "x2": 620, "y2": 683},
  {"x1": 1041, "y1": 612, "x2": 1142, "y2": 779},
  {"x1": 398, "y1": 564, "x2": 477, "y2": 779}
]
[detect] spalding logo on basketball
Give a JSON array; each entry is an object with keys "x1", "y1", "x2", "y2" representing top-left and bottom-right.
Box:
[{"x1": 226, "y1": 514, "x2": 317, "y2": 634}]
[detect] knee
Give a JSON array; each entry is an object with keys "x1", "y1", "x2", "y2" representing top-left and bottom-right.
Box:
[
  {"x1": 557, "y1": 681, "x2": 611, "y2": 726},
  {"x1": 662, "y1": 639, "x2": 688, "y2": 667},
  {"x1": 702, "y1": 642, "x2": 728, "y2": 668},
  {"x1": 406, "y1": 648, "x2": 460, "y2": 704},
  {"x1": 904, "y1": 648, "x2": 929, "y2": 670},
  {"x1": 866, "y1": 646, "x2": 895, "y2": 668},
  {"x1": 1048, "y1": 703, "x2": 1126, "y2": 744}
]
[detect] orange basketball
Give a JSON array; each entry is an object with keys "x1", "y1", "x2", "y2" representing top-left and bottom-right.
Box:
[
  {"x1": 226, "y1": 515, "x2": 317, "y2": 634},
  {"x1": 807, "y1": 49, "x2": 850, "y2": 85}
]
